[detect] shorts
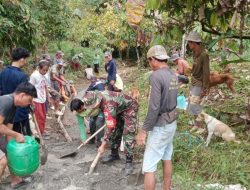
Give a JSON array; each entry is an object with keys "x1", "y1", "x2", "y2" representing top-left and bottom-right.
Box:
[
  {"x1": 0, "y1": 136, "x2": 7, "y2": 159},
  {"x1": 187, "y1": 85, "x2": 202, "y2": 115},
  {"x1": 0, "y1": 149, "x2": 5, "y2": 159},
  {"x1": 51, "y1": 80, "x2": 60, "y2": 92},
  {"x1": 142, "y1": 121, "x2": 177, "y2": 173}
]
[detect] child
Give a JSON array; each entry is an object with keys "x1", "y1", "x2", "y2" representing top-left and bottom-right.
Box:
[
  {"x1": 85, "y1": 65, "x2": 94, "y2": 80},
  {"x1": 29, "y1": 60, "x2": 49, "y2": 134}
]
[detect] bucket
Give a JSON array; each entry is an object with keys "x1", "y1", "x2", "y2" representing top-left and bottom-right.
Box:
[
  {"x1": 7, "y1": 136, "x2": 39, "y2": 176},
  {"x1": 177, "y1": 95, "x2": 187, "y2": 110},
  {"x1": 77, "y1": 115, "x2": 87, "y2": 141}
]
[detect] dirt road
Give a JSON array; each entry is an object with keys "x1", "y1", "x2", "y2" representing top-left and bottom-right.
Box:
[{"x1": 1, "y1": 67, "x2": 163, "y2": 190}]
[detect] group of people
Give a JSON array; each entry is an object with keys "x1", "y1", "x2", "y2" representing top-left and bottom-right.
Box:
[
  {"x1": 0, "y1": 48, "x2": 38, "y2": 188},
  {"x1": 0, "y1": 30, "x2": 209, "y2": 190},
  {"x1": 0, "y1": 48, "x2": 77, "y2": 188},
  {"x1": 70, "y1": 31, "x2": 210, "y2": 190}
]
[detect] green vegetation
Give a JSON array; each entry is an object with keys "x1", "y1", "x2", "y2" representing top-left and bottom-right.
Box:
[
  {"x1": 125, "y1": 60, "x2": 250, "y2": 189},
  {"x1": 1, "y1": 0, "x2": 250, "y2": 188}
]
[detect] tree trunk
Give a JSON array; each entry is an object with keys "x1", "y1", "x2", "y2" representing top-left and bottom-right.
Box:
[
  {"x1": 180, "y1": 34, "x2": 186, "y2": 58},
  {"x1": 239, "y1": 2, "x2": 245, "y2": 55}
]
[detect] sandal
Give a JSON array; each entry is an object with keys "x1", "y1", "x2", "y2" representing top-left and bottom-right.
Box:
[{"x1": 11, "y1": 176, "x2": 32, "y2": 189}]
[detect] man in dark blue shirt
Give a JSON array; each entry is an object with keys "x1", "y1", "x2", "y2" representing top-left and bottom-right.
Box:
[
  {"x1": 86, "y1": 76, "x2": 105, "y2": 145},
  {"x1": 86, "y1": 76, "x2": 105, "y2": 92},
  {"x1": 0, "y1": 47, "x2": 31, "y2": 135},
  {"x1": 104, "y1": 51, "x2": 116, "y2": 91}
]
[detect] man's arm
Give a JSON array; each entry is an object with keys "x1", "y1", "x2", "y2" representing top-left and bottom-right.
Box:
[
  {"x1": 0, "y1": 116, "x2": 25, "y2": 142},
  {"x1": 52, "y1": 73, "x2": 65, "y2": 84},
  {"x1": 109, "y1": 61, "x2": 116, "y2": 81},
  {"x1": 202, "y1": 54, "x2": 210, "y2": 90},
  {"x1": 29, "y1": 74, "x2": 36, "y2": 86},
  {"x1": 142, "y1": 74, "x2": 162, "y2": 131},
  {"x1": 0, "y1": 72, "x2": 2, "y2": 95}
]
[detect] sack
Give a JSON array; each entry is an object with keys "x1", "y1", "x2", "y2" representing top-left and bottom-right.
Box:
[
  {"x1": 178, "y1": 75, "x2": 189, "y2": 84},
  {"x1": 161, "y1": 109, "x2": 179, "y2": 124}
]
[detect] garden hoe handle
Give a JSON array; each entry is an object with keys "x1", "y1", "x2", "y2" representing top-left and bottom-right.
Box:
[
  {"x1": 76, "y1": 125, "x2": 105, "y2": 150},
  {"x1": 30, "y1": 111, "x2": 45, "y2": 146},
  {"x1": 88, "y1": 152, "x2": 101, "y2": 174}
]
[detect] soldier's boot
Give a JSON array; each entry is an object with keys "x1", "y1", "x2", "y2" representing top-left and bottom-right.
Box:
[
  {"x1": 102, "y1": 148, "x2": 120, "y2": 164},
  {"x1": 125, "y1": 154, "x2": 133, "y2": 175}
]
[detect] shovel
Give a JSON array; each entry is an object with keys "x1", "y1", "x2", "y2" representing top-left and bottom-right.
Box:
[
  {"x1": 60, "y1": 125, "x2": 105, "y2": 159},
  {"x1": 127, "y1": 163, "x2": 144, "y2": 186},
  {"x1": 88, "y1": 152, "x2": 101, "y2": 174},
  {"x1": 30, "y1": 112, "x2": 48, "y2": 165}
]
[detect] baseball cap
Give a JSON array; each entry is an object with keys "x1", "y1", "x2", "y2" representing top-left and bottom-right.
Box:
[
  {"x1": 186, "y1": 31, "x2": 202, "y2": 42},
  {"x1": 147, "y1": 45, "x2": 170, "y2": 60},
  {"x1": 104, "y1": 51, "x2": 111, "y2": 57},
  {"x1": 170, "y1": 54, "x2": 180, "y2": 61}
]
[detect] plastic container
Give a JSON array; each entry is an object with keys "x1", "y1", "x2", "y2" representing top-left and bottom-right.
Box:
[
  {"x1": 7, "y1": 136, "x2": 39, "y2": 176},
  {"x1": 177, "y1": 95, "x2": 187, "y2": 110},
  {"x1": 77, "y1": 115, "x2": 87, "y2": 141}
]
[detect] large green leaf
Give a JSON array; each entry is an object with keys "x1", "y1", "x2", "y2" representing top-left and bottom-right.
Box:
[{"x1": 210, "y1": 12, "x2": 218, "y2": 26}]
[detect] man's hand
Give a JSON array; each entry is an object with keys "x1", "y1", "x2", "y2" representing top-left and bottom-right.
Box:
[
  {"x1": 110, "y1": 80, "x2": 115, "y2": 85},
  {"x1": 201, "y1": 89, "x2": 207, "y2": 97},
  {"x1": 98, "y1": 141, "x2": 107, "y2": 154},
  {"x1": 15, "y1": 133, "x2": 25, "y2": 143},
  {"x1": 135, "y1": 128, "x2": 147, "y2": 145}
]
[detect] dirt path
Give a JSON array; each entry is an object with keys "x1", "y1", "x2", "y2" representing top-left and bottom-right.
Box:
[{"x1": 1, "y1": 65, "x2": 163, "y2": 190}]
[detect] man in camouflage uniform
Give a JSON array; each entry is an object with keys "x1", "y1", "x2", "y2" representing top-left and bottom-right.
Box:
[{"x1": 70, "y1": 90, "x2": 138, "y2": 175}]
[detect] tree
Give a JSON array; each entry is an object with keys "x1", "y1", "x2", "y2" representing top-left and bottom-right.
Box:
[
  {"x1": 145, "y1": 0, "x2": 250, "y2": 53},
  {"x1": 0, "y1": 0, "x2": 70, "y2": 57}
]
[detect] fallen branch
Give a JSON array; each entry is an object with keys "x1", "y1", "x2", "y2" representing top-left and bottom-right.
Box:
[{"x1": 57, "y1": 105, "x2": 72, "y2": 142}]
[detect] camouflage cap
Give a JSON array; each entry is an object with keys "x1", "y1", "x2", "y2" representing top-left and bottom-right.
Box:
[{"x1": 82, "y1": 91, "x2": 102, "y2": 109}]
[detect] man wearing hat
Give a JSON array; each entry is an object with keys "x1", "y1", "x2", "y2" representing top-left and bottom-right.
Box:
[
  {"x1": 104, "y1": 51, "x2": 117, "y2": 91},
  {"x1": 70, "y1": 90, "x2": 138, "y2": 175},
  {"x1": 170, "y1": 53, "x2": 191, "y2": 76},
  {"x1": 53, "y1": 50, "x2": 64, "y2": 65},
  {"x1": 170, "y1": 53, "x2": 191, "y2": 84},
  {"x1": 50, "y1": 60, "x2": 67, "y2": 116},
  {"x1": 136, "y1": 45, "x2": 178, "y2": 190},
  {"x1": 185, "y1": 31, "x2": 210, "y2": 131}
]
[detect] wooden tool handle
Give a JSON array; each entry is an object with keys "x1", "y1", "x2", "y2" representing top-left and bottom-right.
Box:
[
  {"x1": 88, "y1": 152, "x2": 101, "y2": 174},
  {"x1": 77, "y1": 125, "x2": 105, "y2": 150},
  {"x1": 31, "y1": 112, "x2": 45, "y2": 145}
]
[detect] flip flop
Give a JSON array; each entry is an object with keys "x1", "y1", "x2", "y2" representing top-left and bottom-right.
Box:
[{"x1": 11, "y1": 176, "x2": 32, "y2": 189}]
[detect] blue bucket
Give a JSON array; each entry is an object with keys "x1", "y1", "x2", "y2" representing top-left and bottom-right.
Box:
[{"x1": 177, "y1": 95, "x2": 187, "y2": 110}]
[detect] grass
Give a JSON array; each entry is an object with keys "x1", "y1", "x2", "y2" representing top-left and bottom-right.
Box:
[{"x1": 123, "y1": 61, "x2": 250, "y2": 189}]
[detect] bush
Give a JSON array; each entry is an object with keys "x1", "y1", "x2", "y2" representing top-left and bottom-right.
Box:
[{"x1": 48, "y1": 40, "x2": 104, "y2": 66}]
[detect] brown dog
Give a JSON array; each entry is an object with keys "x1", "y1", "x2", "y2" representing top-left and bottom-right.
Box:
[
  {"x1": 209, "y1": 72, "x2": 235, "y2": 93},
  {"x1": 130, "y1": 87, "x2": 140, "y2": 103}
]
